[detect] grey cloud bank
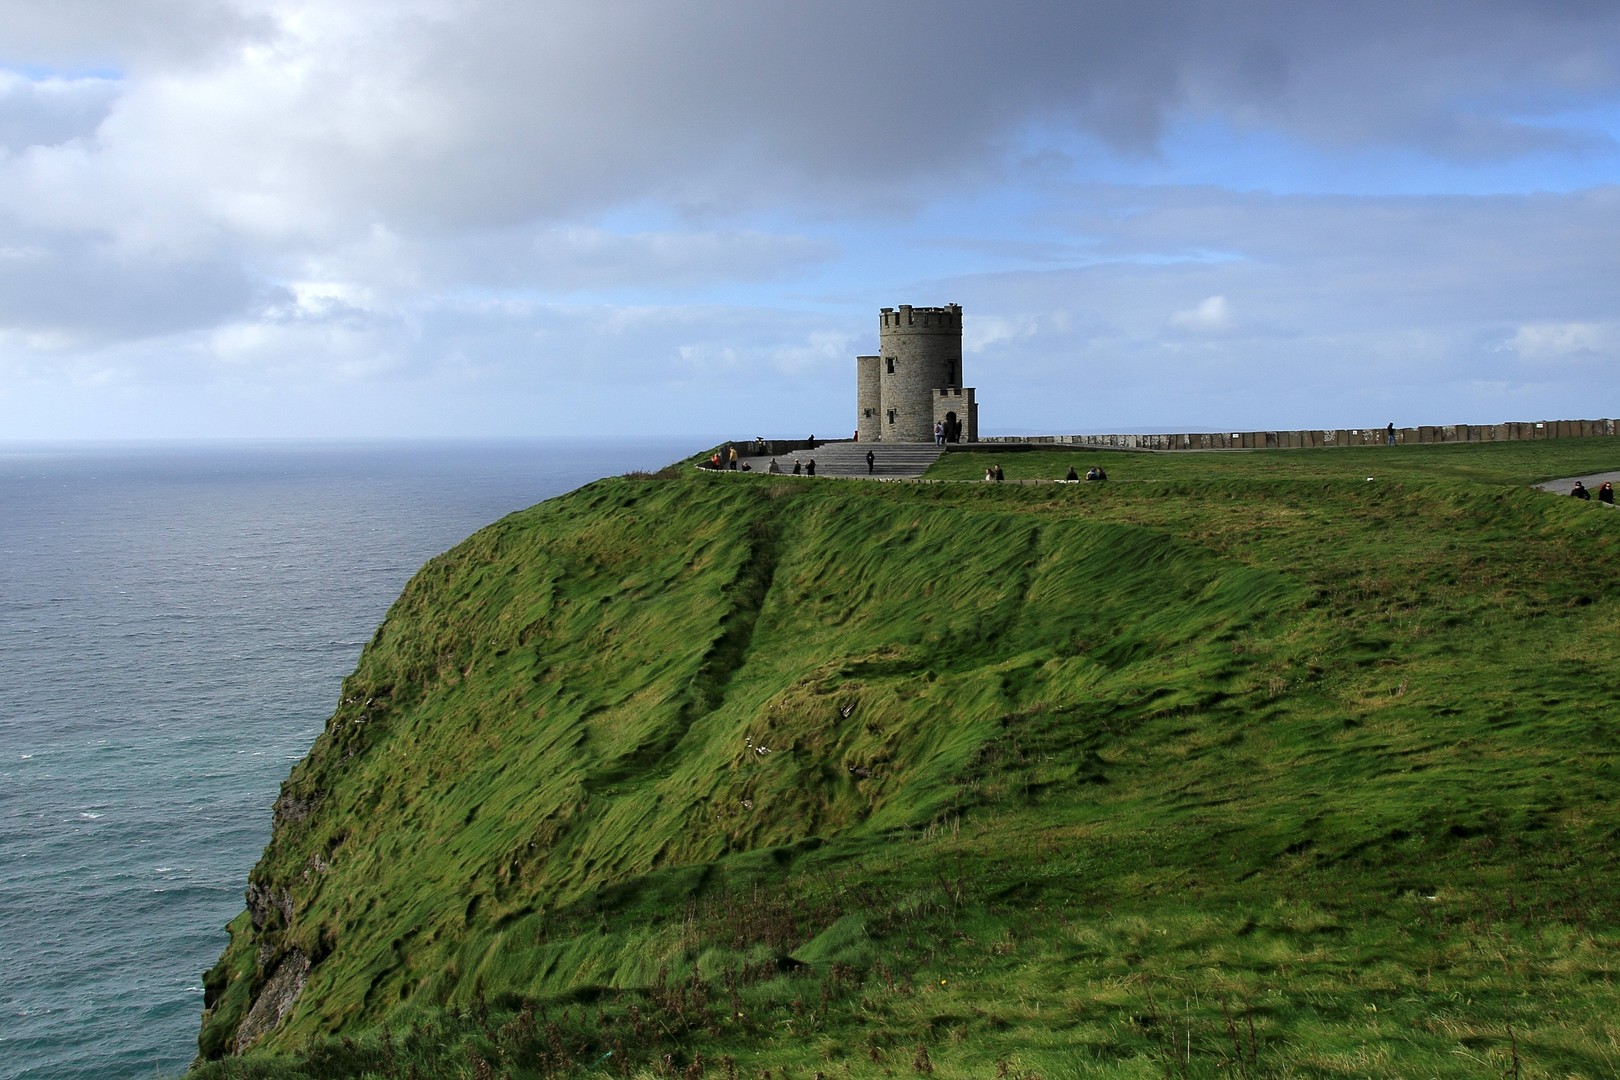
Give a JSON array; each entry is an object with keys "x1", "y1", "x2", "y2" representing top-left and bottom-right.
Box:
[{"x1": 0, "y1": 0, "x2": 1616, "y2": 440}]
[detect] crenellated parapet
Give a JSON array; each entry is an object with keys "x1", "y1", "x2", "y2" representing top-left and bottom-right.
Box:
[{"x1": 880, "y1": 303, "x2": 963, "y2": 331}]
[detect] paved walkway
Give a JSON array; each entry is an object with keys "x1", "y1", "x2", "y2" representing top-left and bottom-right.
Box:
[
  {"x1": 737, "y1": 440, "x2": 944, "y2": 479},
  {"x1": 1537, "y1": 470, "x2": 1620, "y2": 497},
  {"x1": 724, "y1": 447, "x2": 1620, "y2": 492}
]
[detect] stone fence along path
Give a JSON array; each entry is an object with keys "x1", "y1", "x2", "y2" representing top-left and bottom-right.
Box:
[{"x1": 980, "y1": 418, "x2": 1620, "y2": 450}]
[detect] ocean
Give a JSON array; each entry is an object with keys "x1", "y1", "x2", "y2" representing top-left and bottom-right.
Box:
[{"x1": 0, "y1": 438, "x2": 701, "y2": 1080}]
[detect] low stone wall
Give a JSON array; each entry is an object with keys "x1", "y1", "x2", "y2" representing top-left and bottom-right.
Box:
[
  {"x1": 742, "y1": 438, "x2": 821, "y2": 457},
  {"x1": 978, "y1": 419, "x2": 1619, "y2": 451}
]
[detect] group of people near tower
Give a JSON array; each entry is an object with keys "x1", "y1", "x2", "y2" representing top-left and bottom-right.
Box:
[
  {"x1": 706, "y1": 445, "x2": 749, "y2": 471},
  {"x1": 981, "y1": 463, "x2": 1107, "y2": 482},
  {"x1": 765, "y1": 457, "x2": 815, "y2": 475},
  {"x1": 705, "y1": 441, "x2": 822, "y2": 476}
]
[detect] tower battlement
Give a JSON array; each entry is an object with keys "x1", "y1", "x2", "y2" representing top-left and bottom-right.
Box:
[{"x1": 880, "y1": 303, "x2": 963, "y2": 331}]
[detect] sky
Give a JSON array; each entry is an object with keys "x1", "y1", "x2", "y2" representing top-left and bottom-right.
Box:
[{"x1": 0, "y1": 0, "x2": 1617, "y2": 441}]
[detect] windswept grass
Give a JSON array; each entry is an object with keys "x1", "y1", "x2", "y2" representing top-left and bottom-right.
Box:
[{"x1": 195, "y1": 439, "x2": 1620, "y2": 1079}]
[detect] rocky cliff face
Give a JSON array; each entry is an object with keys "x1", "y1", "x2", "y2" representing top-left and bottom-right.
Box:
[{"x1": 199, "y1": 793, "x2": 322, "y2": 1054}]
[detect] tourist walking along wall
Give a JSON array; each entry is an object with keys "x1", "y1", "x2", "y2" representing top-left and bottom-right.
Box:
[{"x1": 856, "y1": 304, "x2": 978, "y2": 442}]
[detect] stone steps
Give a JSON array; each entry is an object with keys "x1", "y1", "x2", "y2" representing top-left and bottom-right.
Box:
[{"x1": 738, "y1": 440, "x2": 944, "y2": 479}]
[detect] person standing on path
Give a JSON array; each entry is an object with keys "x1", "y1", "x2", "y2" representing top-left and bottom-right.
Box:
[
  {"x1": 1600, "y1": 481, "x2": 1615, "y2": 505},
  {"x1": 1572, "y1": 480, "x2": 1591, "y2": 499},
  {"x1": 866, "y1": 449, "x2": 875, "y2": 475},
  {"x1": 727, "y1": 445, "x2": 738, "y2": 470},
  {"x1": 1385, "y1": 422, "x2": 1396, "y2": 446},
  {"x1": 934, "y1": 421, "x2": 944, "y2": 447}
]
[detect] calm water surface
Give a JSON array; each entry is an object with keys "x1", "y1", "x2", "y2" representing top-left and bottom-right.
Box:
[{"x1": 0, "y1": 438, "x2": 699, "y2": 1080}]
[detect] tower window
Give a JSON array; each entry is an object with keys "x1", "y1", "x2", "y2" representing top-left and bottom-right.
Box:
[{"x1": 885, "y1": 357, "x2": 895, "y2": 374}]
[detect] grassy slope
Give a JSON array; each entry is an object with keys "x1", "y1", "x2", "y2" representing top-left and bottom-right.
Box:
[{"x1": 196, "y1": 441, "x2": 1620, "y2": 1079}]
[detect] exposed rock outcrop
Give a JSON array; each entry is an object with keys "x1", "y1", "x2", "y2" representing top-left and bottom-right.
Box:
[
  {"x1": 233, "y1": 948, "x2": 311, "y2": 1051},
  {"x1": 245, "y1": 879, "x2": 296, "y2": 933}
]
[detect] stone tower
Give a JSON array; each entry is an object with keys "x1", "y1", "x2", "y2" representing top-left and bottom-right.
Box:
[{"x1": 856, "y1": 303, "x2": 977, "y2": 443}]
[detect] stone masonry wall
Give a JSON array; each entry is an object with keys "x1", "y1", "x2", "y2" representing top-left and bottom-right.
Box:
[{"x1": 977, "y1": 419, "x2": 1620, "y2": 450}]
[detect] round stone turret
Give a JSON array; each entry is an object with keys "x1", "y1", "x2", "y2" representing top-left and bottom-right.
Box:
[
  {"x1": 856, "y1": 355, "x2": 882, "y2": 443},
  {"x1": 879, "y1": 304, "x2": 962, "y2": 442},
  {"x1": 853, "y1": 302, "x2": 977, "y2": 444}
]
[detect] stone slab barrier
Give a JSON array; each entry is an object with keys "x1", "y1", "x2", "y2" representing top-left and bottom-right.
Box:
[{"x1": 976, "y1": 419, "x2": 1619, "y2": 450}]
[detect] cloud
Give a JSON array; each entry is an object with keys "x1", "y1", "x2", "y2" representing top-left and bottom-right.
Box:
[
  {"x1": 0, "y1": 71, "x2": 117, "y2": 150},
  {"x1": 1505, "y1": 321, "x2": 1614, "y2": 361},
  {"x1": 1170, "y1": 295, "x2": 1231, "y2": 332},
  {"x1": 0, "y1": 0, "x2": 274, "y2": 71},
  {"x1": 0, "y1": 228, "x2": 264, "y2": 344},
  {"x1": 0, "y1": 0, "x2": 1616, "y2": 438},
  {"x1": 935, "y1": 182, "x2": 1620, "y2": 430},
  {"x1": 465, "y1": 228, "x2": 838, "y2": 295},
  {"x1": 8, "y1": 2, "x2": 1618, "y2": 237}
]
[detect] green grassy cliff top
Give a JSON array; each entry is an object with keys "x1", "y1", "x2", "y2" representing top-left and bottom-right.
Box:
[{"x1": 196, "y1": 440, "x2": 1620, "y2": 1079}]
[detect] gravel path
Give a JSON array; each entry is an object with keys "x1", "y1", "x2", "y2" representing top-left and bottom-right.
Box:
[{"x1": 1536, "y1": 470, "x2": 1620, "y2": 495}]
